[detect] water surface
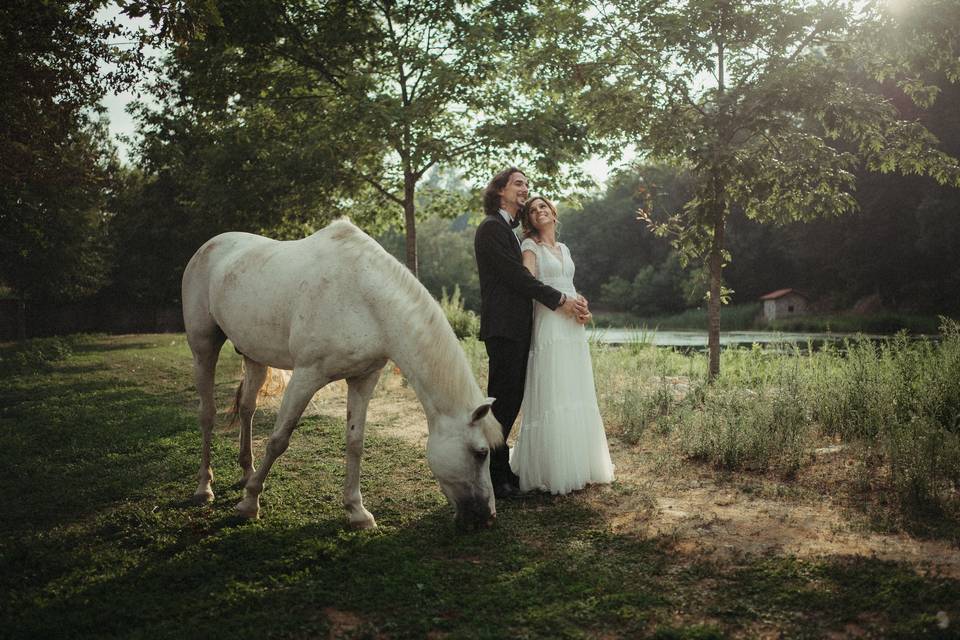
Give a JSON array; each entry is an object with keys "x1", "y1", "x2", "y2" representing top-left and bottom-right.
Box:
[{"x1": 588, "y1": 328, "x2": 886, "y2": 348}]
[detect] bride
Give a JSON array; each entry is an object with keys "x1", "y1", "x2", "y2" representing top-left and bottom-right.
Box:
[{"x1": 509, "y1": 196, "x2": 615, "y2": 494}]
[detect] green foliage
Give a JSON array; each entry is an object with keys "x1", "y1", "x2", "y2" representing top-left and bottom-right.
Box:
[
  {"x1": 599, "y1": 253, "x2": 702, "y2": 316},
  {"x1": 128, "y1": 0, "x2": 593, "y2": 277},
  {"x1": 612, "y1": 381, "x2": 675, "y2": 445},
  {"x1": 536, "y1": 0, "x2": 960, "y2": 377},
  {"x1": 0, "y1": 1, "x2": 164, "y2": 315},
  {"x1": 605, "y1": 321, "x2": 960, "y2": 511},
  {"x1": 439, "y1": 285, "x2": 480, "y2": 340},
  {"x1": 678, "y1": 352, "x2": 811, "y2": 474},
  {"x1": 378, "y1": 213, "x2": 481, "y2": 311},
  {"x1": 807, "y1": 323, "x2": 960, "y2": 506},
  {"x1": 0, "y1": 335, "x2": 79, "y2": 374},
  {"x1": 593, "y1": 303, "x2": 762, "y2": 331}
]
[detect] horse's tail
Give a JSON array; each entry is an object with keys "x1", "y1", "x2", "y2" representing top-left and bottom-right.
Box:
[
  {"x1": 228, "y1": 377, "x2": 244, "y2": 429},
  {"x1": 260, "y1": 367, "x2": 289, "y2": 399},
  {"x1": 227, "y1": 362, "x2": 288, "y2": 428}
]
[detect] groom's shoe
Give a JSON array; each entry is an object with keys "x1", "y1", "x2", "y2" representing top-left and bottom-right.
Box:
[{"x1": 494, "y1": 483, "x2": 516, "y2": 499}]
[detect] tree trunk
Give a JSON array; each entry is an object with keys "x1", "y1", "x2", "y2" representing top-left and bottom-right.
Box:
[
  {"x1": 16, "y1": 290, "x2": 27, "y2": 342},
  {"x1": 707, "y1": 240, "x2": 722, "y2": 382},
  {"x1": 707, "y1": 23, "x2": 726, "y2": 382},
  {"x1": 403, "y1": 170, "x2": 418, "y2": 278},
  {"x1": 707, "y1": 197, "x2": 726, "y2": 382}
]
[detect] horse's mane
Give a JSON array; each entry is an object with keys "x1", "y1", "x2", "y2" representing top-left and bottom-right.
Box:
[{"x1": 326, "y1": 219, "x2": 501, "y2": 448}]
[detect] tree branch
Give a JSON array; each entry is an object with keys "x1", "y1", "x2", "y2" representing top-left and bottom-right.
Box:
[
  {"x1": 355, "y1": 170, "x2": 404, "y2": 206},
  {"x1": 277, "y1": 7, "x2": 347, "y2": 93}
]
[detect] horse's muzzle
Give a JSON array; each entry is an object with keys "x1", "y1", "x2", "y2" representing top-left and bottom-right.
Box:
[{"x1": 454, "y1": 497, "x2": 496, "y2": 532}]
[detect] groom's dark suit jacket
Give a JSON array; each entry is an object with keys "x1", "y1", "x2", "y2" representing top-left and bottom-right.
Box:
[{"x1": 474, "y1": 213, "x2": 563, "y2": 342}]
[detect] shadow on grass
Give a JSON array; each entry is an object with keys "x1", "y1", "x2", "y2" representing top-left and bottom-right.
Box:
[
  {"x1": 0, "y1": 377, "x2": 204, "y2": 534},
  {"x1": 70, "y1": 338, "x2": 169, "y2": 354},
  {"x1": 3, "y1": 489, "x2": 667, "y2": 639},
  {"x1": 2, "y1": 335, "x2": 958, "y2": 639},
  {"x1": 6, "y1": 485, "x2": 957, "y2": 639}
]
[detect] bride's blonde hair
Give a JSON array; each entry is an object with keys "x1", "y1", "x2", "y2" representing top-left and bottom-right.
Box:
[{"x1": 519, "y1": 196, "x2": 559, "y2": 240}]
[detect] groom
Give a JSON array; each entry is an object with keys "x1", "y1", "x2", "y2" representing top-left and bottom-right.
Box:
[{"x1": 474, "y1": 167, "x2": 587, "y2": 498}]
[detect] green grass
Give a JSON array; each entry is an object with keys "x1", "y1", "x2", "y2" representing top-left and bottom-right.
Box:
[
  {"x1": 1, "y1": 334, "x2": 959, "y2": 638},
  {"x1": 592, "y1": 322, "x2": 960, "y2": 533}
]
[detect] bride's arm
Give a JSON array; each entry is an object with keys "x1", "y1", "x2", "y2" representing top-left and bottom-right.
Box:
[{"x1": 522, "y1": 249, "x2": 538, "y2": 277}]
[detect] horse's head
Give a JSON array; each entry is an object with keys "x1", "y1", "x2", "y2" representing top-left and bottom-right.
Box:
[{"x1": 426, "y1": 398, "x2": 502, "y2": 531}]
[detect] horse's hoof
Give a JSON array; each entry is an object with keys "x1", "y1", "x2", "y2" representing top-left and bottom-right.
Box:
[
  {"x1": 234, "y1": 500, "x2": 260, "y2": 520},
  {"x1": 349, "y1": 515, "x2": 377, "y2": 530},
  {"x1": 192, "y1": 490, "x2": 214, "y2": 505}
]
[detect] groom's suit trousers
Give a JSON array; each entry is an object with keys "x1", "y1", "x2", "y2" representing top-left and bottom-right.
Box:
[{"x1": 484, "y1": 336, "x2": 529, "y2": 485}]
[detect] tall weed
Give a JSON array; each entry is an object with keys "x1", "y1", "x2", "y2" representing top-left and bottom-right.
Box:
[
  {"x1": 677, "y1": 360, "x2": 810, "y2": 473},
  {"x1": 440, "y1": 285, "x2": 480, "y2": 339},
  {"x1": 806, "y1": 322, "x2": 960, "y2": 509},
  {"x1": 613, "y1": 380, "x2": 674, "y2": 444}
]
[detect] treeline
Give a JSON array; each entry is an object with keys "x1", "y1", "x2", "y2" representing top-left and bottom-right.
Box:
[
  {"x1": 396, "y1": 112, "x2": 960, "y2": 320},
  {"x1": 4, "y1": 1, "x2": 960, "y2": 341},
  {"x1": 562, "y1": 102, "x2": 960, "y2": 318}
]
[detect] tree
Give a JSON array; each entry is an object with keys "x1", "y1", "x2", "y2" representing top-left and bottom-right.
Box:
[
  {"x1": 561, "y1": 166, "x2": 697, "y2": 304},
  {"x1": 556, "y1": 0, "x2": 960, "y2": 379},
  {"x1": 0, "y1": 1, "x2": 136, "y2": 338},
  {"x1": 137, "y1": 0, "x2": 592, "y2": 277}
]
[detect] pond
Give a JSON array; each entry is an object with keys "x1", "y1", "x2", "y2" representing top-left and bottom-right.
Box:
[{"x1": 588, "y1": 328, "x2": 891, "y2": 349}]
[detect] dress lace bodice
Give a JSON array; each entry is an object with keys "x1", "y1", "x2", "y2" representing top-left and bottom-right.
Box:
[{"x1": 520, "y1": 238, "x2": 576, "y2": 295}]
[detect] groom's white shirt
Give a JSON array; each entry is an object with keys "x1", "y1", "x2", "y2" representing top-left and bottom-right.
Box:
[{"x1": 498, "y1": 208, "x2": 521, "y2": 248}]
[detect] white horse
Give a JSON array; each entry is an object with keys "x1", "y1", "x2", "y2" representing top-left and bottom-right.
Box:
[{"x1": 181, "y1": 219, "x2": 502, "y2": 530}]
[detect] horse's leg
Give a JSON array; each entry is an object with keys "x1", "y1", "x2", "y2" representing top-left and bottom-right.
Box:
[
  {"x1": 343, "y1": 367, "x2": 384, "y2": 530},
  {"x1": 237, "y1": 358, "x2": 269, "y2": 488},
  {"x1": 190, "y1": 334, "x2": 225, "y2": 504},
  {"x1": 235, "y1": 367, "x2": 326, "y2": 519}
]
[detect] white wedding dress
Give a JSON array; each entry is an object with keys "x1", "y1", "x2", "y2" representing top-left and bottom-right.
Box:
[{"x1": 509, "y1": 238, "x2": 615, "y2": 495}]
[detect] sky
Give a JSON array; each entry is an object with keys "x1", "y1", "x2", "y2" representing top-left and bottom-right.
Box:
[{"x1": 97, "y1": 4, "x2": 160, "y2": 163}]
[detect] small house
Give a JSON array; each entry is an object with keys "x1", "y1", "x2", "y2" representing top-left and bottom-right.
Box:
[{"x1": 760, "y1": 288, "x2": 809, "y2": 322}]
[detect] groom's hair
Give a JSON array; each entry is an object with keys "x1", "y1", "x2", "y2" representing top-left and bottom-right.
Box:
[{"x1": 483, "y1": 167, "x2": 525, "y2": 217}]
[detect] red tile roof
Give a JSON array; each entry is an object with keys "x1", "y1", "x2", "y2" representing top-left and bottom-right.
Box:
[{"x1": 760, "y1": 288, "x2": 807, "y2": 301}]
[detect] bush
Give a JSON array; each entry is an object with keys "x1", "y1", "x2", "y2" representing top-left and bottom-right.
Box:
[
  {"x1": 440, "y1": 285, "x2": 480, "y2": 339},
  {"x1": 676, "y1": 369, "x2": 810, "y2": 474},
  {"x1": 0, "y1": 335, "x2": 78, "y2": 375},
  {"x1": 613, "y1": 381, "x2": 674, "y2": 445},
  {"x1": 808, "y1": 321, "x2": 960, "y2": 509},
  {"x1": 587, "y1": 318, "x2": 960, "y2": 515}
]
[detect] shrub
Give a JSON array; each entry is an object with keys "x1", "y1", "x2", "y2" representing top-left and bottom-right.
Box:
[
  {"x1": 676, "y1": 378, "x2": 810, "y2": 474},
  {"x1": 613, "y1": 381, "x2": 674, "y2": 445},
  {"x1": 0, "y1": 335, "x2": 78, "y2": 375},
  {"x1": 807, "y1": 322, "x2": 960, "y2": 509},
  {"x1": 440, "y1": 285, "x2": 480, "y2": 339}
]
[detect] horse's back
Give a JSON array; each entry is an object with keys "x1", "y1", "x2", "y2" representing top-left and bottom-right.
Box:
[
  {"x1": 182, "y1": 220, "x2": 388, "y2": 368},
  {"x1": 182, "y1": 232, "x2": 277, "y2": 331}
]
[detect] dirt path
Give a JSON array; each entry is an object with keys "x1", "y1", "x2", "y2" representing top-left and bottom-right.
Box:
[
  {"x1": 285, "y1": 375, "x2": 960, "y2": 579},
  {"x1": 600, "y1": 439, "x2": 960, "y2": 578}
]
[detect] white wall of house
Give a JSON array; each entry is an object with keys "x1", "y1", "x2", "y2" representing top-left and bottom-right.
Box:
[{"x1": 763, "y1": 294, "x2": 808, "y2": 321}]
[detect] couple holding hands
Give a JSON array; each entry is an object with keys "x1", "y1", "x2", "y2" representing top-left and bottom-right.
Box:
[{"x1": 474, "y1": 167, "x2": 615, "y2": 499}]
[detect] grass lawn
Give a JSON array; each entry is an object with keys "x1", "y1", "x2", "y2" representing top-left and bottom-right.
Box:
[{"x1": 1, "y1": 334, "x2": 958, "y2": 639}]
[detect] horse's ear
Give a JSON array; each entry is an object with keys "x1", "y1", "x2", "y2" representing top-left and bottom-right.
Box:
[{"x1": 470, "y1": 398, "x2": 495, "y2": 425}]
